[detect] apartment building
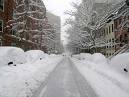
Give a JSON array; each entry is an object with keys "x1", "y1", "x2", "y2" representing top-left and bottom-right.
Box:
[
  {"x1": 0, "y1": 0, "x2": 14, "y2": 46},
  {"x1": 0, "y1": 0, "x2": 48, "y2": 51},
  {"x1": 95, "y1": 0, "x2": 129, "y2": 57},
  {"x1": 114, "y1": 4, "x2": 129, "y2": 51}
]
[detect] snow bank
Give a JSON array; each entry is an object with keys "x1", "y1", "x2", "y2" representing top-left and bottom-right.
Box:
[
  {"x1": 110, "y1": 53, "x2": 129, "y2": 75},
  {"x1": 73, "y1": 53, "x2": 108, "y2": 64},
  {"x1": 25, "y1": 50, "x2": 48, "y2": 63},
  {"x1": 0, "y1": 47, "x2": 26, "y2": 67},
  {"x1": 91, "y1": 53, "x2": 108, "y2": 64},
  {"x1": 0, "y1": 55, "x2": 63, "y2": 97},
  {"x1": 71, "y1": 54, "x2": 129, "y2": 97}
]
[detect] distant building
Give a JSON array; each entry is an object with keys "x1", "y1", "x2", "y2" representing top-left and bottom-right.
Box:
[{"x1": 46, "y1": 11, "x2": 61, "y2": 53}]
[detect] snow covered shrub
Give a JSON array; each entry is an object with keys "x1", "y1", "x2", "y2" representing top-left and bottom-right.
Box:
[
  {"x1": 0, "y1": 47, "x2": 26, "y2": 67},
  {"x1": 110, "y1": 53, "x2": 129, "y2": 74},
  {"x1": 25, "y1": 50, "x2": 47, "y2": 63}
]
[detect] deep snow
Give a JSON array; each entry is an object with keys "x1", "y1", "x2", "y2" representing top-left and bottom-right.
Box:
[
  {"x1": 0, "y1": 47, "x2": 63, "y2": 97},
  {"x1": 72, "y1": 53, "x2": 129, "y2": 97},
  {"x1": 0, "y1": 47, "x2": 26, "y2": 67},
  {"x1": 1, "y1": 47, "x2": 129, "y2": 97}
]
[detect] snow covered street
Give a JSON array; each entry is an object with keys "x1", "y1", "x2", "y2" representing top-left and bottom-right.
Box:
[
  {"x1": 33, "y1": 57, "x2": 97, "y2": 97},
  {"x1": 0, "y1": 50, "x2": 63, "y2": 97},
  {"x1": 0, "y1": 48, "x2": 129, "y2": 97},
  {"x1": 71, "y1": 53, "x2": 129, "y2": 97}
]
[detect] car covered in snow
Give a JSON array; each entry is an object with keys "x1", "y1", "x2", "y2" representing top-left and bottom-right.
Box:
[
  {"x1": 110, "y1": 53, "x2": 129, "y2": 74},
  {"x1": 25, "y1": 50, "x2": 47, "y2": 63},
  {"x1": 0, "y1": 47, "x2": 26, "y2": 67}
]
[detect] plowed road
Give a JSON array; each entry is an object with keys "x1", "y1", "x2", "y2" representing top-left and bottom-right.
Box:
[{"x1": 32, "y1": 57, "x2": 98, "y2": 97}]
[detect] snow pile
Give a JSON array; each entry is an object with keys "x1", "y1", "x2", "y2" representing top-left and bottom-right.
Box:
[
  {"x1": 110, "y1": 53, "x2": 129, "y2": 75},
  {"x1": 25, "y1": 50, "x2": 48, "y2": 63},
  {"x1": 0, "y1": 54, "x2": 63, "y2": 97},
  {"x1": 71, "y1": 53, "x2": 129, "y2": 97},
  {"x1": 0, "y1": 47, "x2": 26, "y2": 67},
  {"x1": 73, "y1": 53, "x2": 108, "y2": 64},
  {"x1": 91, "y1": 53, "x2": 108, "y2": 64}
]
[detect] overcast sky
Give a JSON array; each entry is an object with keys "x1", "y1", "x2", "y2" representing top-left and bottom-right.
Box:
[{"x1": 43, "y1": 0, "x2": 81, "y2": 44}]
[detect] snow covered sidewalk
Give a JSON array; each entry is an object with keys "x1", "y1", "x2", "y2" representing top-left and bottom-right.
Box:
[
  {"x1": 71, "y1": 56, "x2": 129, "y2": 97},
  {"x1": 0, "y1": 55, "x2": 63, "y2": 97}
]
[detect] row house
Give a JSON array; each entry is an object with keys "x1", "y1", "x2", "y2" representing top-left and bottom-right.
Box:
[
  {"x1": 96, "y1": 0, "x2": 129, "y2": 57},
  {"x1": 114, "y1": 3, "x2": 129, "y2": 51}
]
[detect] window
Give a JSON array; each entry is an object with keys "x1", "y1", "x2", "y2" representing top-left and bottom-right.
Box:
[
  {"x1": 0, "y1": 0, "x2": 4, "y2": 11},
  {"x1": 11, "y1": 30, "x2": 16, "y2": 35},
  {"x1": 112, "y1": 24, "x2": 114, "y2": 32},
  {"x1": 109, "y1": 26, "x2": 111, "y2": 34},
  {"x1": 119, "y1": 18, "x2": 122, "y2": 24},
  {"x1": 109, "y1": 39, "x2": 111, "y2": 42},
  {"x1": 0, "y1": 40, "x2": 2, "y2": 46},
  {"x1": 106, "y1": 28, "x2": 108, "y2": 35},
  {"x1": 11, "y1": 42, "x2": 16, "y2": 47},
  {"x1": 0, "y1": 20, "x2": 3, "y2": 32},
  {"x1": 112, "y1": 38, "x2": 115, "y2": 43}
]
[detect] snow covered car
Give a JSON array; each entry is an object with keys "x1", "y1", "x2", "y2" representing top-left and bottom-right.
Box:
[
  {"x1": 111, "y1": 53, "x2": 129, "y2": 74},
  {"x1": 0, "y1": 47, "x2": 26, "y2": 67},
  {"x1": 25, "y1": 50, "x2": 47, "y2": 63}
]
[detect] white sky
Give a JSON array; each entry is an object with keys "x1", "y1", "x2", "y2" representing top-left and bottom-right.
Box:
[{"x1": 43, "y1": 0, "x2": 80, "y2": 44}]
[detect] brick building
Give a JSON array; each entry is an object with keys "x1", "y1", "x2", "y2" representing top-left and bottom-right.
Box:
[
  {"x1": 0, "y1": 0, "x2": 14, "y2": 45},
  {"x1": 95, "y1": 0, "x2": 129, "y2": 57},
  {"x1": 0, "y1": 0, "x2": 47, "y2": 51},
  {"x1": 114, "y1": 4, "x2": 129, "y2": 51}
]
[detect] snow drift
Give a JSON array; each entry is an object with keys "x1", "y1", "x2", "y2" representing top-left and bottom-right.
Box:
[
  {"x1": 0, "y1": 47, "x2": 26, "y2": 67},
  {"x1": 110, "y1": 53, "x2": 129, "y2": 75},
  {"x1": 91, "y1": 53, "x2": 108, "y2": 64},
  {"x1": 25, "y1": 50, "x2": 47, "y2": 63}
]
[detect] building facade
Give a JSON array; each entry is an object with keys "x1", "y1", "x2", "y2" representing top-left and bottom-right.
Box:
[
  {"x1": 46, "y1": 11, "x2": 61, "y2": 53},
  {"x1": 95, "y1": 0, "x2": 129, "y2": 57},
  {"x1": 0, "y1": 0, "x2": 14, "y2": 46},
  {"x1": 0, "y1": 0, "x2": 48, "y2": 51},
  {"x1": 105, "y1": 20, "x2": 115, "y2": 57},
  {"x1": 114, "y1": 4, "x2": 129, "y2": 52}
]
